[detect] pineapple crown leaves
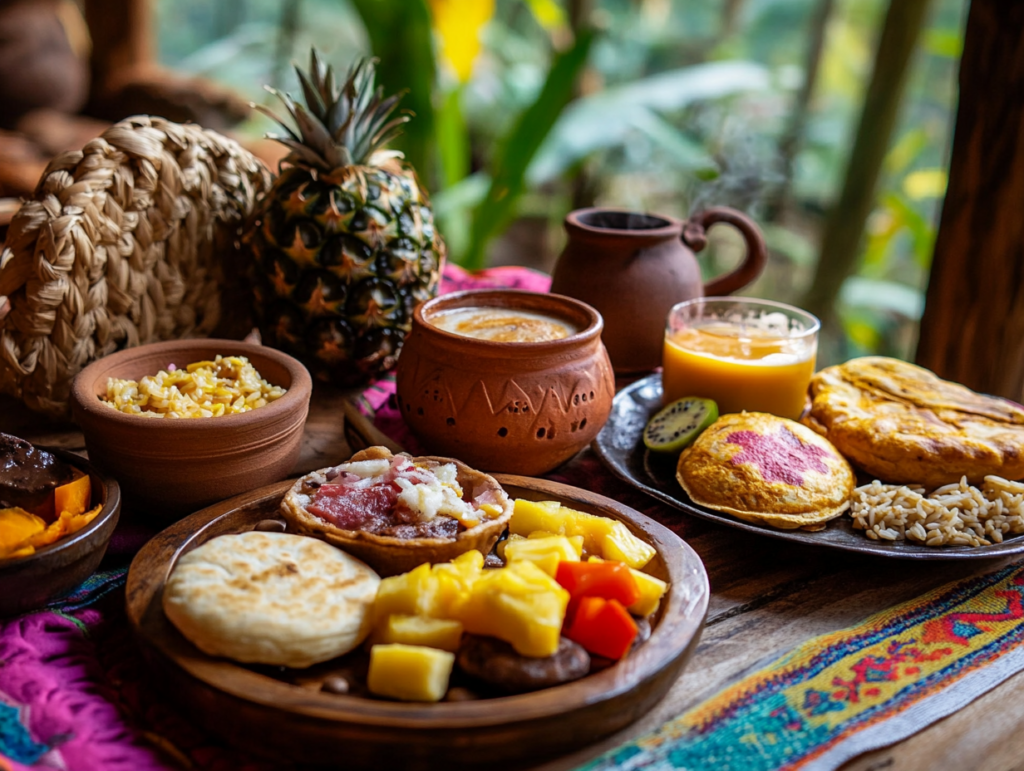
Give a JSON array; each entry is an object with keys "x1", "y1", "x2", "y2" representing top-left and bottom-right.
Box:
[{"x1": 254, "y1": 50, "x2": 411, "y2": 171}]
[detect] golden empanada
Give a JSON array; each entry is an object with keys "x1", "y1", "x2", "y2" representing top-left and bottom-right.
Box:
[{"x1": 803, "y1": 357, "x2": 1024, "y2": 486}]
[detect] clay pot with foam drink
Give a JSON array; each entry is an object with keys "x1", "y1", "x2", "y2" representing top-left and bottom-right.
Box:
[
  {"x1": 395, "y1": 290, "x2": 614, "y2": 476},
  {"x1": 551, "y1": 207, "x2": 768, "y2": 373}
]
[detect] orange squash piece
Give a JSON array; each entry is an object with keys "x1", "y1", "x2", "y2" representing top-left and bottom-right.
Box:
[
  {"x1": 0, "y1": 476, "x2": 101, "y2": 559},
  {"x1": 65, "y1": 504, "x2": 102, "y2": 535},
  {"x1": 26, "y1": 516, "x2": 68, "y2": 550},
  {"x1": 25, "y1": 504, "x2": 102, "y2": 552},
  {"x1": 0, "y1": 508, "x2": 47, "y2": 558},
  {"x1": 54, "y1": 474, "x2": 91, "y2": 517}
]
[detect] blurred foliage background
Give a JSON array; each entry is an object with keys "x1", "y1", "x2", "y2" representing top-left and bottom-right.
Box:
[{"x1": 155, "y1": 0, "x2": 966, "y2": 366}]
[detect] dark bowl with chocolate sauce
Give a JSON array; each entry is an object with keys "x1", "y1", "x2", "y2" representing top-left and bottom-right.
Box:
[{"x1": 0, "y1": 448, "x2": 121, "y2": 617}]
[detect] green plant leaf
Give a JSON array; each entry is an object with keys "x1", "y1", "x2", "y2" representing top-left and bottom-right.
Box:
[
  {"x1": 350, "y1": 0, "x2": 436, "y2": 181},
  {"x1": 463, "y1": 27, "x2": 596, "y2": 269},
  {"x1": 437, "y1": 86, "x2": 470, "y2": 190},
  {"x1": 862, "y1": 199, "x2": 904, "y2": 273},
  {"x1": 902, "y1": 168, "x2": 947, "y2": 200},
  {"x1": 840, "y1": 276, "x2": 924, "y2": 319},
  {"x1": 842, "y1": 313, "x2": 883, "y2": 352},
  {"x1": 527, "y1": 61, "x2": 770, "y2": 184},
  {"x1": 433, "y1": 172, "x2": 491, "y2": 262},
  {"x1": 884, "y1": 127, "x2": 929, "y2": 175},
  {"x1": 627, "y1": 109, "x2": 717, "y2": 172},
  {"x1": 881, "y1": 192, "x2": 936, "y2": 269},
  {"x1": 923, "y1": 28, "x2": 963, "y2": 59},
  {"x1": 432, "y1": 172, "x2": 492, "y2": 218},
  {"x1": 761, "y1": 223, "x2": 815, "y2": 268},
  {"x1": 524, "y1": 0, "x2": 566, "y2": 31}
]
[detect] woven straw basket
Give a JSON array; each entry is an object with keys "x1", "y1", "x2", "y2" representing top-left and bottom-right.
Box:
[{"x1": 0, "y1": 116, "x2": 272, "y2": 417}]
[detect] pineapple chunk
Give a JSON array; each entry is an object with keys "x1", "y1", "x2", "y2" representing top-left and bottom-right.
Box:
[
  {"x1": 629, "y1": 569, "x2": 668, "y2": 616},
  {"x1": 378, "y1": 615, "x2": 463, "y2": 652},
  {"x1": 588, "y1": 557, "x2": 668, "y2": 616},
  {"x1": 510, "y1": 499, "x2": 655, "y2": 569},
  {"x1": 374, "y1": 563, "x2": 434, "y2": 622},
  {"x1": 451, "y1": 549, "x2": 485, "y2": 570},
  {"x1": 455, "y1": 561, "x2": 569, "y2": 657},
  {"x1": 496, "y1": 533, "x2": 525, "y2": 561},
  {"x1": 504, "y1": 534, "x2": 580, "y2": 576},
  {"x1": 508, "y1": 499, "x2": 563, "y2": 536},
  {"x1": 529, "y1": 530, "x2": 584, "y2": 556},
  {"x1": 372, "y1": 550, "x2": 569, "y2": 659},
  {"x1": 373, "y1": 552, "x2": 484, "y2": 624},
  {"x1": 601, "y1": 521, "x2": 657, "y2": 569},
  {"x1": 367, "y1": 644, "x2": 455, "y2": 702}
]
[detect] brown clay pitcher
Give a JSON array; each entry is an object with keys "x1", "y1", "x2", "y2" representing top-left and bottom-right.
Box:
[{"x1": 550, "y1": 207, "x2": 768, "y2": 373}]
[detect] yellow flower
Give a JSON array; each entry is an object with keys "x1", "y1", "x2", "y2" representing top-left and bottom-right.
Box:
[{"x1": 429, "y1": 0, "x2": 495, "y2": 82}]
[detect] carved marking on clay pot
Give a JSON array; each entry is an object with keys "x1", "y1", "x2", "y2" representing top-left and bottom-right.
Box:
[{"x1": 409, "y1": 368, "x2": 606, "y2": 431}]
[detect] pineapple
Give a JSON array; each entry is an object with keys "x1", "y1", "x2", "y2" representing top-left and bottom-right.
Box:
[{"x1": 247, "y1": 51, "x2": 444, "y2": 385}]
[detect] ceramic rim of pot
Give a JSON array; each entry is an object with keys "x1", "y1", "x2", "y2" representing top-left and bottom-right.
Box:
[
  {"x1": 70, "y1": 338, "x2": 313, "y2": 433},
  {"x1": 565, "y1": 207, "x2": 682, "y2": 239},
  {"x1": 413, "y1": 289, "x2": 605, "y2": 358}
]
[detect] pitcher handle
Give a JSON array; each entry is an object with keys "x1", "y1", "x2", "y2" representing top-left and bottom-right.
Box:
[{"x1": 682, "y1": 206, "x2": 768, "y2": 297}]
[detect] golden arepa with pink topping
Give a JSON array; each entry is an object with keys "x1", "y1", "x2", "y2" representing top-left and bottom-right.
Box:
[{"x1": 677, "y1": 412, "x2": 854, "y2": 530}]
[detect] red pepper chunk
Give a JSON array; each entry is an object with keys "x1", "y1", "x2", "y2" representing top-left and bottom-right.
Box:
[
  {"x1": 555, "y1": 560, "x2": 640, "y2": 607},
  {"x1": 564, "y1": 597, "x2": 638, "y2": 659}
]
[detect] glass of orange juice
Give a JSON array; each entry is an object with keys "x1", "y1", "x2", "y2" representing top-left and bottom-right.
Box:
[{"x1": 662, "y1": 297, "x2": 819, "y2": 420}]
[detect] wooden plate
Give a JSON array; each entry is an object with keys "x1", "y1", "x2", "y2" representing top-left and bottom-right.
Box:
[
  {"x1": 594, "y1": 375, "x2": 1024, "y2": 560},
  {"x1": 126, "y1": 474, "x2": 709, "y2": 769},
  {"x1": 0, "y1": 448, "x2": 121, "y2": 617}
]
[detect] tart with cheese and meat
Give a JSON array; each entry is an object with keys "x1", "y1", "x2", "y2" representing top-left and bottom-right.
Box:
[{"x1": 281, "y1": 446, "x2": 513, "y2": 575}]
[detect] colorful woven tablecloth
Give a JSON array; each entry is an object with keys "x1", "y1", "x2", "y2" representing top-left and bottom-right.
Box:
[
  {"x1": 3, "y1": 264, "x2": 1024, "y2": 771},
  {"x1": 582, "y1": 562, "x2": 1024, "y2": 771}
]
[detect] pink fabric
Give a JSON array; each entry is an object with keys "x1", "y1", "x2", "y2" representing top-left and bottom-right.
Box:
[
  {"x1": 1, "y1": 609, "x2": 171, "y2": 770},
  {"x1": 0, "y1": 583, "x2": 282, "y2": 771},
  {"x1": 438, "y1": 263, "x2": 551, "y2": 295}
]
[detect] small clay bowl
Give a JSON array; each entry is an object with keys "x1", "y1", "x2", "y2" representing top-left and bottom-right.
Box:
[
  {"x1": 395, "y1": 290, "x2": 615, "y2": 476},
  {"x1": 70, "y1": 339, "x2": 312, "y2": 519},
  {"x1": 0, "y1": 449, "x2": 121, "y2": 617}
]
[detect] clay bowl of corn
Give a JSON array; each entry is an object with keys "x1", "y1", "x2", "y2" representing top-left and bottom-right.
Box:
[{"x1": 71, "y1": 339, "x2": 312, "y2": 518}]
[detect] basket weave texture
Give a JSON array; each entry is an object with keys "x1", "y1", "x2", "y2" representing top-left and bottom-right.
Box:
[{"x1": 0, "y1": 116, "x2": 272, "y2": 417}]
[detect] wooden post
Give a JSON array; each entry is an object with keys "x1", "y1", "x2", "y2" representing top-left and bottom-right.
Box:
[{"x1": 915, "y1": 0, "x2": 1024, "y2": 404}]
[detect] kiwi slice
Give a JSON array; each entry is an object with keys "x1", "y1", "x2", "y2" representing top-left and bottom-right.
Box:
[{"x1": 643, "y1": 396, "x2": 719, "y2": 454}]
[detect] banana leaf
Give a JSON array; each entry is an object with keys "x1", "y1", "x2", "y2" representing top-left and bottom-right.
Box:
[{"x1": 528, "y1": 61, "x2": 771, "y2": 184}]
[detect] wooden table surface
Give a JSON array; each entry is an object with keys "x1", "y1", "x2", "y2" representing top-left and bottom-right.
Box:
[{"x1": 4, "y1": 385, "x2": 1023, "y2": 771}]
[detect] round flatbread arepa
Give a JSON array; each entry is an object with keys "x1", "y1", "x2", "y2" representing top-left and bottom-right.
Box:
[
  {"x1": 802, "y1": 356, "x2": 1024, "y2": 487},
  {"x1": 163, "y1": 531, "x2": 380, "y2": 668},
  {"x1": 677, "y1": 412, "x2": 854, "y2": 530}
]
